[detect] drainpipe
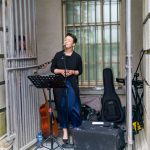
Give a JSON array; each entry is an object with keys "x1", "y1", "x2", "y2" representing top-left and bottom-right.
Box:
[{"x1": 125, "y1": 0, "x2": 133, "y2": 149}]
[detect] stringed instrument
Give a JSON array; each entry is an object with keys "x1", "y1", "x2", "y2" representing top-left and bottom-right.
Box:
[
  {"x1": 36, "y1": 61, "x2": 58, "y2": 138},
  {"x1": 39, "y1": 89, "x2": 58, "y2": 138}
]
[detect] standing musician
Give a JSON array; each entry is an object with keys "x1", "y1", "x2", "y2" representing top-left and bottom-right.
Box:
[{"x1": 51, "y1": 33, "x2": 83, "y2": 144}]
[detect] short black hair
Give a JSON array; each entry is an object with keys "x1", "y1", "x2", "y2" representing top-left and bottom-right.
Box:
[{"x1": 65, "y1": 33, "x2": 77, "y2": 44}]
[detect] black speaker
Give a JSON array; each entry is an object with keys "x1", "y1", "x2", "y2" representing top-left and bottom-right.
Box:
[{"x1": 72, "y1": 121, "x2": 125, "y2": 150}]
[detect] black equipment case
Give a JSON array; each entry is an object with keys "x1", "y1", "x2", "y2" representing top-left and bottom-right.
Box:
[{"x1": 72, "y1": 121, "x2": 125, "y2": 150}]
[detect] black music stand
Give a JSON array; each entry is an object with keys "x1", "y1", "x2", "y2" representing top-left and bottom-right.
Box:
[{"x1": 28, "y1": 75, "x2": 65, "y2": 150}]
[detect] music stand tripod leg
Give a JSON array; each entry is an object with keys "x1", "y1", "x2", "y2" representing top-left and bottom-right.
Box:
[{"x1": 44, "y1": 112, "x2": 64, "y2": 149}]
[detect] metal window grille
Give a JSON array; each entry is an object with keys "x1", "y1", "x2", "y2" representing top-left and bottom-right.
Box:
[
  {"x1": 63, "y1": 0, "x2": 120, "y2": 87},
  {"x1": 2, "y1": 0, "x2": 39, "y2": 149}
]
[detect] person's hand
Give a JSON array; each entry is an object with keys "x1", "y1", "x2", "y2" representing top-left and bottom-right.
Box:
[
  {"x1": 60, "y1": 69, "x2": 66, "y2": 76},
  {"x1": 58, "y1": 69, "x2": 77, "y2": 77},
  {"x1": 66, "y1": 70, "x2": 75, "y2": 76},
  {"x1": 59, "y1": 69, "x2": 70, "y2": 77}
]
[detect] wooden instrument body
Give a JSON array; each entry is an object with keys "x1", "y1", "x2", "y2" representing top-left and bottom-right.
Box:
[{"x1": 39, "y1": 99, "x2": 58, "y2": 138}]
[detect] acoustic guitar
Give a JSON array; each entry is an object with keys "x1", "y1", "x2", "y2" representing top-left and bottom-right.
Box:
[
  {"x1": 36, "y1": 61, "x2": 58, "y2": 138},
  {"x1": 39, "y1": 89, "x2": 58, "y2": 138}
]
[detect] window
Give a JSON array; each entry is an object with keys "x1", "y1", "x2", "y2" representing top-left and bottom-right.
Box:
[{"x1": 63, "y1": 0, "x2": 120, "y2": 87}]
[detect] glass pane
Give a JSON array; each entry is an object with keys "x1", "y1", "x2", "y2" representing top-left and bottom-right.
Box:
[
  {"x1": 66, "y1": 2, "x2": 73, "y2": 24},
  {"x1": 89, "y1": 63, "x2": 94, "y2": 81},
  {"x1": 117, "y1": 2, "x2": 120, "y2": 21},
  {"x1": 103, "y1": 2, "x2": 110, "y2": 22},
  {"x1": 74, "y1": 27, "x2": 80, "y2": 44},
  {"x1": 104, "y1": 44, "x2": 111, "y2": 67},
  {"x1": 111, "y1": 2, "x2": 118, "y2": 22},
  {"x1": 66, "y1": 27, "x2": 74, "y2": 34},
  {"x1": 104, "y1": 26, "x2": 110, "y2": 43},
  {"x1": 81, "y1": 27, "x2": 88, "y2": 44},
  {"x1": 96, "y1": 44, "x2": 102, "y2": 63},
  {"x1": 96, "y1": 26, "x2": 102, "y2": 44},
  {"x1": 88, "y1": 26, "x2": 95, "y2": 44},
  {"x1": 81, "y1": 1, "x2": 87, "y2": 23},
  {"x1": 96, "y1": 44, "x2": 103, "y2": 81},
  {"x1": 118, "y1": 26, "x2": 120, "y2": 42},
  {"x1": 97, "y1": 64, "x2": 103, "y2": 81},
  {"x1": 112, "y1": 43, "x2": 118, "y2": 62},
  {"x1": 112, "y1": 63, "x2": 118, "y2": 79},
  {"x1": 96, "y1": 1, "x2": 101, "y2": 23},
  {"x1": 90, "y1": 26, "x2": 97, "y2": 81},
  {"x1": 88, "y1": 1, "x2": 95, "y2": 23},
  {"x1": 74, "y1": 1, "x2": 80, "y2": 24},
  {"x1": 75, "y1": 44, "x2": 81, "y2": 57},
  {"x1": 85, "y1": 64, "x2": 88, "y2": 81},
  {"x1": 81, "y1": 27, "x2": 88, "y2": 82},
  {"x1": 74, "y1": 27, "x2": 81, "y2": 54},
  {"x1": 89, "y1": 27, "x2": 95, "y2": 81},
  {"x1": 112, "y1": 25, "x2": 117, "y2": 43}
]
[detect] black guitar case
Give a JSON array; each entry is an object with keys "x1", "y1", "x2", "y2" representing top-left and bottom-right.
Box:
[{"x1": 101, "y1": 68, "x2": 125, "y2": 123}]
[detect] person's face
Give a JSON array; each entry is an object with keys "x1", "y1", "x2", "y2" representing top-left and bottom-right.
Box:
[{"x1": 64, "y1": 36, "x2": 75, "y2": 49}]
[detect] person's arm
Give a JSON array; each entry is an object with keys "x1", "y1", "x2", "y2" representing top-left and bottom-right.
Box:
[
  {"x1": 50, "y1": 54, "x2": 57, "y2": 74},
  {"x1": 67, "y1": 54, "x2": 82, "y2": 76},
  {"x1": 76, "y1": 54, "x2": 82, "y2": 75},
  {"x1": 65, "y1": 69, "x2": 77, "y2": 76},
  {"x1": 51, "y1": 53, "x2": 66, "y2": 76},
  {"x1": 68, "y1": 70, "x2": 79, "y2": 76},
  {"x1": 54, "y1": 68, "x2": 65, "y2": 76}
]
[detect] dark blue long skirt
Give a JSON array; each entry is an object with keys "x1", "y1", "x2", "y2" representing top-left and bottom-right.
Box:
[{"x1": 59, "y1": 80, "x2": 82, "y2": 128}]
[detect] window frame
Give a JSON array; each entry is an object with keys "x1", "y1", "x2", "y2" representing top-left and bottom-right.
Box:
[{"x1": 62, "y1": 0, "x2": 124, "y2": 88}]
